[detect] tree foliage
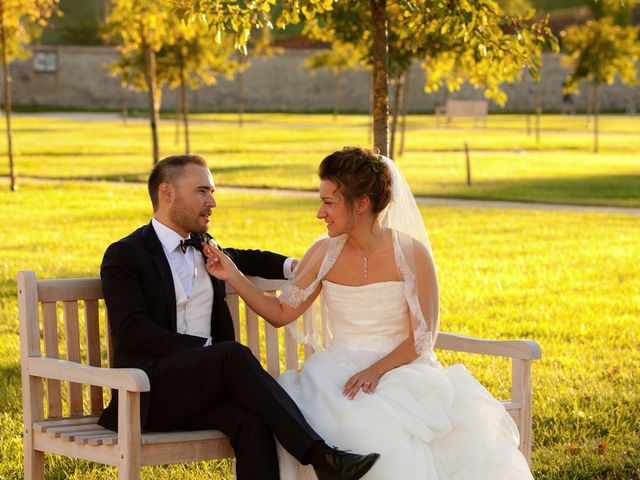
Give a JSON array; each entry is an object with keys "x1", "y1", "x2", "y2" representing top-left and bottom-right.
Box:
[
  {"x1": 0, "y1": 0, "x2": 59, "y2": 61},
  {"x1": 172, "y1": 0, "x2": 335, "y2": 52},
  {"x1": 301, "y1": 1, "x2": 556, "y2": 106},
  {"x1": 562, "y1": 17, "x2": 640, "y2": 92}
]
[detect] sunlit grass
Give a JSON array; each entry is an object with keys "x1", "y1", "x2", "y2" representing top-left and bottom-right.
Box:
[
  {"x1": 1, "y1": 112, "x2": 639, "y2": 206},
  {"x1": 0, "y1": 179, "x2": 638, "y2": 478}
]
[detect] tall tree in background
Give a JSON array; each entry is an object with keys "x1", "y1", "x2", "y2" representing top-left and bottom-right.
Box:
[
  {"x1": 0, "y1": 0, "x2": 59, "y2": 191},
  {"x1": 106, "y1": 0, "x2": 171, "y2": 165},
  {"x1": 561, "y1": 13, "x2": 640, "y2": 153},
  {"x1": 158, "y1": 27, "x2": 243, "y2": 153},
  {"x1": 303, "y1": 1, "x2": 556, "y2": 156}
]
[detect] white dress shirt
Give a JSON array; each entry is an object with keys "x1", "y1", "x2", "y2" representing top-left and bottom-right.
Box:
[{"x1": 151, "y1": 218, "x2": 296, "y2": 347}]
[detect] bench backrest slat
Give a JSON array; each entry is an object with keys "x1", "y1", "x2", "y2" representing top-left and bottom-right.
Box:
[
  {"x1": 63, "y1": 301, "x2": 84, "y2": 416},
  {"x1": 265, "y1": 323, "x2": 280, "y2": 377},
  {"x1": 42, "y1": 301, "x2": 62, "y2": 418},
  {"x1": 85, "y1": 299, "x2": 104, "y2": 415},
  {"x1": 228, "y1": 295, "x2": 241, "y2": 343},
  {"x1": 245, "y1": 308, "x2": 260, "y2": 359},
  {"x1": 284, "y1": 327, "x2": 298, "y2": 371}
]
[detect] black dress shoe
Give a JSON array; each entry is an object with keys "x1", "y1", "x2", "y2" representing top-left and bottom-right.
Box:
[{"x1": 312, "y1": 446, "x2": 380, "y2": 480}]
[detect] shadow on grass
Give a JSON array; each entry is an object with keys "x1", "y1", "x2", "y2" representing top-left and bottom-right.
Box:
[{"x1": 424, "y1": 174, "x2": 640, "y2": 207}]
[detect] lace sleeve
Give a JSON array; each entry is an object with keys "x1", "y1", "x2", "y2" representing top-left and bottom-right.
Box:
[
  {"x1": 394, "y1": 230, "x2": 439, "y2": 361},
  {"x1": 277, "y1": 235, "x2": 347, "y2": 351},
  {"x1": 279, "y1": 283, "x2": 309, "y2": 308},
  {"x1": 276, "y1": 235, "x2": 347, "y2": 308}
]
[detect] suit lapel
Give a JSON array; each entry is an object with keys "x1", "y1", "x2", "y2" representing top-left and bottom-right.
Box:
[{"x1": 143, "y1": 223, "x2": 178, "y2": 331}]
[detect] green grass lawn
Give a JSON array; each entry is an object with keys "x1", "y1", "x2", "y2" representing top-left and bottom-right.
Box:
[
  {"x1": 2, "y1": 112, "x2": 639, "y2": 206},
  {"x1": 0, "y1": 180, "x2": 638, "y2": 479}
]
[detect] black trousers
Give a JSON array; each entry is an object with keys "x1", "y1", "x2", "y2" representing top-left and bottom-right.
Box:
[{"x1": 144, "y1": 341, "x2": 321, "y2": 479}]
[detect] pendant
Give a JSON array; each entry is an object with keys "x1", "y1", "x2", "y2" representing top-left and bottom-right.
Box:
[{"x1": 363, "y1": 256, "x2": 368, "y2": 278}]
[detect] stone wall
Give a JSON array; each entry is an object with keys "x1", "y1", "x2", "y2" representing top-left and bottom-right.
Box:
[{"x1": 8, "y1": 45, "x2": 640, "y2": 113}]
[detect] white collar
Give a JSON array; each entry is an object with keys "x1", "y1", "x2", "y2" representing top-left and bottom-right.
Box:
[{"x1": 152, "y1": 217, "x2": 188, "y2": 253}]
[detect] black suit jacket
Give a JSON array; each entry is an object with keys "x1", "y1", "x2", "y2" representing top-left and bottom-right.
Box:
[{"x1": 98, "y1": 222, "x2": 287, "y2": 430}]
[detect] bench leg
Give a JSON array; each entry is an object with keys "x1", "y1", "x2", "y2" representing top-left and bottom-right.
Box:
[
  {"x1": 23, "y1": 448, "x2": 44, "y2": 480},
  {"x1": 118, "y1": 390, "x2": 142, "y2": 480},
  {"x1": 512, "y1": 358, "x2": 533, "y2": 464}
]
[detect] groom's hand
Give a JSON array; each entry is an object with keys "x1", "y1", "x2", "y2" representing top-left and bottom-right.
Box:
[{"x1": 343, "y1": 366, "x2": 382, "y2": 400}]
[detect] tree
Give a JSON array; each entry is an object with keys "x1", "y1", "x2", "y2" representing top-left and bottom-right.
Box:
[
  {"x1": 157, "y1": 26, "x2": 243, "y2": 153},
  {"x1": 0, "y1": 0, "x2": 59, "y2": 191},
  {"x1": 107, "y1": 0, "x2": 246, "y2": 162},
  {"x1": 105, "y1": 0, "x2": 172, "y2": 165},
  {"x1": 562, "y1": 17, "x2": 640, "y2": 152},
  {"x1": 303, "y1": 1, "x2": 556, "y2": 156}
]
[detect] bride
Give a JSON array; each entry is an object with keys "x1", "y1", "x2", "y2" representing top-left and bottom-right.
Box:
[{"x1": 204, "y1": 147, "x2": 534, "y2": 479}]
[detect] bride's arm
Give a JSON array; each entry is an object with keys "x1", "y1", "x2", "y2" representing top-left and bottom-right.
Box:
[
  {"x1": 204, "y1": 243, "x2": 321, "y2": 327},
  {"x1": 342, "y1": 332, "x2": 418, "y2": 399}
]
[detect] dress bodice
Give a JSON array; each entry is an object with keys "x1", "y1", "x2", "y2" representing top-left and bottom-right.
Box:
[{"x1": 322, "y1": 280, "x2": 411, "y2": 353}]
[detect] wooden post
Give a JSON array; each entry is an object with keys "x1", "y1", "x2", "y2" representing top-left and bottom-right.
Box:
[{"x1": 464, "y1": 142, "x2": 471, "y2": 186}]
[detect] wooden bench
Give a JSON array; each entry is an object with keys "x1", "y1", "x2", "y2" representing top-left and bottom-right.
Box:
[
  {"x1": 18, "y1": 270, "x2": 541, "y2": 479},
  {"x1": 435, "y1": 99, "x2": 489, "y2": 126}
]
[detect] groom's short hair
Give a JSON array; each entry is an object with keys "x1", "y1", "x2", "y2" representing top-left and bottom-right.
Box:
[{"x1": 148, "y1": 154, "x2": 209, "y2": 211}]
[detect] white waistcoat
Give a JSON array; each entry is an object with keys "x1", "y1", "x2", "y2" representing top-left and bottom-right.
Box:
[{"x1": 170, "y1": 253, "x2": 214, "y2": 339}]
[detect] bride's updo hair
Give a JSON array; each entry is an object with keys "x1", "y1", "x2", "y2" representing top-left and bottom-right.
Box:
[{"x1": 319, "y1": 147, "x2": 392, "y2": 214}]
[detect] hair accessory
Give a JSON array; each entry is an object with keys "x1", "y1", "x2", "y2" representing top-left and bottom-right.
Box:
[{"x1": 367, "y1": 155, "x2": 383, "y2": 173}]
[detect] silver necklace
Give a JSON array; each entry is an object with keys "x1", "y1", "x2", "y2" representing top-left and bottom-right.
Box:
[{"x1": 360, "y1": 235, "x2": 384, "y2": 278}]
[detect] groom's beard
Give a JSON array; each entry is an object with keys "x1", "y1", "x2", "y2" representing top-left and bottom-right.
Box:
[{"x1": 169, "y1": 201, "x2": 210, "y2": 234}]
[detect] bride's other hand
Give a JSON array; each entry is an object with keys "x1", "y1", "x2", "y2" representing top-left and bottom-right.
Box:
[
  {"x1": 203, "y1": 243, "x2": 240, "y2": 281},
  {"x1": 343, "y1": 367, "x2": 381, "y2": 399}
]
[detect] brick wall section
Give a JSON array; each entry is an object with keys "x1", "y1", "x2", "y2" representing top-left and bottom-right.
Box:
[{"x1": 7, "y1": 45, "x2": 640, "y2": 113}]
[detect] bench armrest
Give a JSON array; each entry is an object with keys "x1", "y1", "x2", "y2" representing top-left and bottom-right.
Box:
[
  {"x1": 27, "y1": 357, "x2": 150, "y2": 392},
  {"x1": 435, "y1": 332, "x2": 541, "y2": 360}
]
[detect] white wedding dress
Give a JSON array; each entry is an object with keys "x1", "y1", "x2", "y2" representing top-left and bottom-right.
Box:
[{"x1": 276, "y1": 280, "x2": 533, "y2": 479}]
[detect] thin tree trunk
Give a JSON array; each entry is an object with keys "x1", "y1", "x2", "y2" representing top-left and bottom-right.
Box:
[
  {"x1": 0, "y1": 0, "x2": 16, "y2": 191},
  {"x1": 594, "y1": 82, "x2": 600, "y2": 154},
  {"x1": 181, "y1": 72, "x2": 190, "y2": 154},
  {"x1": 367, "y1": 77, "x2": 373, "y2": 147},
  {"x1": 399, "y1": 67, "x2": 410, "y2": 157},
  {"x1": 145, "y1": 42, "x2": 160, "y2": 165},
  {"x1": 389, "y1": 72, "x2": 403, "y2": 160},
  {"x1": 121, "y1": 84, "x2": 128, "y2": 125},
  {"x1": 174, "y1": 90, "x2": 180, "y2": 145},
  {"x1": 535, "y1": 80, "x2": 542, "y2": 144},
  {"x1": 237, "y1": 53, "x2": 245, "y2": 128},
  {"x1": 371, "y1": 0, "x2": 389, "y2": 156},
  {"x1": 586, "y1": 81, "x2": 593, "y2": 128},
  {"x1": 333, "y1": 70, "x2": 342, "y2": 121}
]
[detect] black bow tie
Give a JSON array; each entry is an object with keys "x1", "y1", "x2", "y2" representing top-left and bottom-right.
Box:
[{"x1": 179, "y1": 234, "x2": 202, "y2": 253}]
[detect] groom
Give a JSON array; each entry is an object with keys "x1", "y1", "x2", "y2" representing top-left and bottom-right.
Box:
[{"x1": 97, "y1": 154, "x2": 379, "y2": 480}]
